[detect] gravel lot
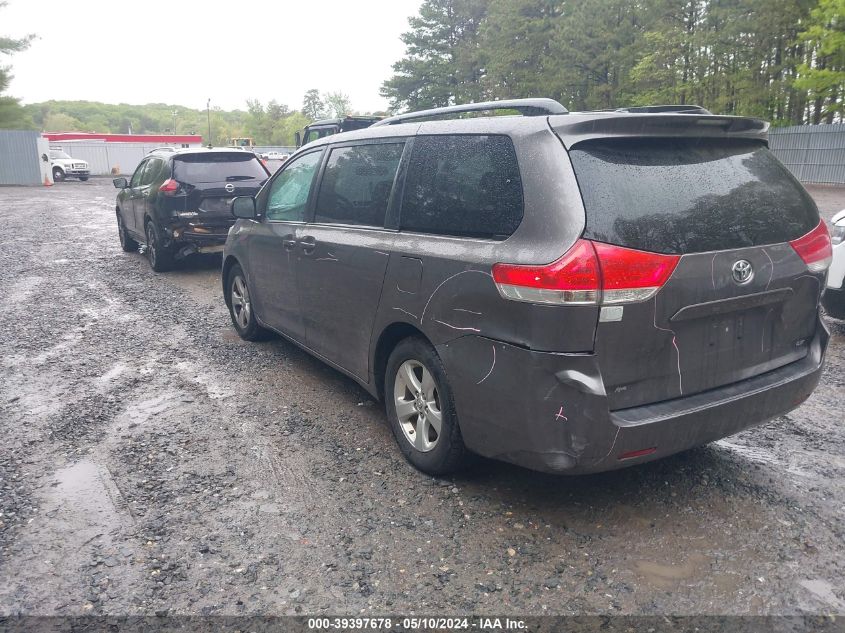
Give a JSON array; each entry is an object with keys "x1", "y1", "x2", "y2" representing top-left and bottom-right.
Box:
[{"x1": 0, "y1": 178, "x2": 843, "y2": 617}]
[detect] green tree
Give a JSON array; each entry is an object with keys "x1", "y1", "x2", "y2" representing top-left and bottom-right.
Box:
[
  {"x1": 381, "y1": 0, "x2": 488, "y2": 111},
  {"x1": 0, "y1": 1, "x2": 35, "y2": 129},
  {"x1": 795, "y1": 0, "x2": 845, "y2": 122},
  {"x1": 301, "y1": 89, "x2": 324, "y2": 119},
  {"x1": 323, "y1": 91, "x2": 352, "y2": 117}
]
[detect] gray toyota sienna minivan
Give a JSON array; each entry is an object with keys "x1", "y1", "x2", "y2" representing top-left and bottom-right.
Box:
[{"x1": 222, "y1": 99, "x2": 831, "y2": 476}]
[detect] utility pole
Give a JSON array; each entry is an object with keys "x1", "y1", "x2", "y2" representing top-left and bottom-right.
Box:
[
  {"x1": 206, "y1": 99, "x2": 211, "y2": 146},
  {"x1": 172, "y1": 109, "x2": 178, "y2": 135}
]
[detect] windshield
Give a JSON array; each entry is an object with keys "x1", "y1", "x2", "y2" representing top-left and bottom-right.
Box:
[
  {"x1": 570, "y1": 138, "x2": 819, "y2": 254},
  {"x1": 50, "y1": 150, "x2": 72, "y2": 160},
  {"x1": 173, "y1": 153, "x2": 268, "y2": 184}
]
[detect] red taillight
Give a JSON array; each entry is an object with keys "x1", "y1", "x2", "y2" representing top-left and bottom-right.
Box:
[
  {"x1": 593, "y1": 242, "x2": 680, "y2": 304},
  {"x1": 492, "y1": 239, "x2": 600, "y2": 305},
  {"x1": 159, "y1": 178, "x2": 179, "y2": 194},
  {"x1": 492, "y1": 239, "x2": 680, "y2": 305},
  {"x1": 789, "y1": 220, "x2": 832, "y2": 273}
]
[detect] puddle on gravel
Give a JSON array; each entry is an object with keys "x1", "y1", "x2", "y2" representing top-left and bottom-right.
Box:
[
  {"x1": 799, "y1": 579, "x2": 845, "y2": 611},
  {"x1": 634, "y1": 553, "x2": 711, "y2": 589},
  {"x1": 175, "y1": 360, "x2": 232, "y2": 400}
]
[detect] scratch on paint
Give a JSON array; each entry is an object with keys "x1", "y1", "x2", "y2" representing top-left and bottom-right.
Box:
[
  {"x1": 392, "y1": 307, "x2": 419, "y2": 321},
  {"x1": 374, "y1": 250, "x2": 389, "y2": 256},
  {"x1": 316, "y1": 256, "x2": 338, "y2": 262},
  {"x1": 653, "y1": 299, "x2": 683, "y2": 395},
  {"x1": 711, "y1": 253, "x2": 717, "y2": 290},
  {"x1": 476, "y1": 346, "x2": 496, "y2": 384},
  {"x1": 454, "y1": 308, "x2": 482, "y2": 315},
  {"x1": 420, "y1": 270, "x2": 493, "y2": 323},
  {"x1": 592, "y1": 426, "x2": 621, "y2": 464},
  {"x1": 434, "y1": 319, "x2": 481, "y2": 333},
  {"x1": 761, "y1": 248, "x2": 774, "y2": 290},
  {"x1": 554, "y1": 405, "x2": 568, "y2": 422}
]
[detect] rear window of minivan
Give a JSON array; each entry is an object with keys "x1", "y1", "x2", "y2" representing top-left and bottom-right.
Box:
[
  {"x1": 400, "y1": 135, "x2": 523, "y2": 239},
  {"x1": 570, "y1": 138, "x2": 818, "y2": 254},
  {"x1": 173, "y1": 153, "x2": 268, "y2": 184}
]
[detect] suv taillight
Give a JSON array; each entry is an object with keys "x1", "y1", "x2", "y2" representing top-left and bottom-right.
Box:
[
  {"x1": 159, "y1": 178, "x2": 179, "y2": 194},
  {"x1": 492, "y1": 239, "x2": 680, "y2": 305},
  {"x1": 789, "y1": 220, "x2": 832, "y2": 273}
]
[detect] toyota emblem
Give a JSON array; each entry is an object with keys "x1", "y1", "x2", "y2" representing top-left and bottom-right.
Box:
[
  {"x1": 731, "y1": 259, "x2": 754, "y2": 284},
  {"x1": 224, "y1": 183, "x2": 235, "y2": 193}
]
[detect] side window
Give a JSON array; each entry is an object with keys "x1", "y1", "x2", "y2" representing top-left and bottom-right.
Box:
[
  {"x1": 314, "y1": 143, "x2": 404, "y2": 227},
  {"x1": 130, "y1": 160, "x2": 149, "y2": 188},
  {"x1": 399, "y1": 135, "x2": 524, "y2": 239},
  {"x1": 141, "y1": 158, "x2": 163, "y2": 186},
  {"x1": 266, "y1": 151, "x2": 323, "y2": 221}
]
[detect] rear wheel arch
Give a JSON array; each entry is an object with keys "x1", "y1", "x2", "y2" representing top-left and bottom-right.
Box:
[
  {"x1": 373, "y1": 322, "x2": 431, "y2": 402},
  {"x1": 222, "y1": 255, "x2": 242, "y2": 307}
]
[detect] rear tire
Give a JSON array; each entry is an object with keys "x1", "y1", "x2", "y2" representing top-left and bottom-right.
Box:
[
  {"x1": 385, "y1": 337, "x2": 467, "y2": 475},
  {"x1": 226, "y1": 264, "x2": 271, "y2": 341},
  {"x1": 116, "y1": 212, "x2": 138, "y2": 252},
  {"x1": 145, "y1": 220, "x2": 174, "y2": 272}
]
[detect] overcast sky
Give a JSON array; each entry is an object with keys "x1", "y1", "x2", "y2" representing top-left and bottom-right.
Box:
[{"x1": 2, "y1": 0, "x2": 422, "y2": 113}]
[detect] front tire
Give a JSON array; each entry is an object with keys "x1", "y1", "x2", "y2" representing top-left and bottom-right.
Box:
[
  {"x1": 385, "y1": 337, "x2": 467, "y2": 475},
  {"x1": 79, "y1": 176, "x2": 89, "y2": 181},
  {"x1": 145, "y1": 220, "x2": 174, "y2": 272},
  {"x1": 116, "y1": 212, "x2": 138, "y2": 252},
  {"x1": 52, "y1": 167, "x2": 65, "y2": 182},
  {"x1": 226, "y1": 264, "x2": 270, "y2": 341}
]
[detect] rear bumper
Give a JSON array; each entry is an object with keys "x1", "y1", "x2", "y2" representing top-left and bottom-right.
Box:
[
  {"x1": 437, "y1": 314, "x2": 829, "y2": 475},
  {"x1": 163, "y1": 222, "x2": 232, "y2": 251}
]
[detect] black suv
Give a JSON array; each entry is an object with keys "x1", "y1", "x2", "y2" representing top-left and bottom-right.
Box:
[
  {"x1": 222, "y1": 99, "x2": 831, "y2": 476},
  {"x1": 113, "y1": 148, "x2": 269, "y2": 271}
]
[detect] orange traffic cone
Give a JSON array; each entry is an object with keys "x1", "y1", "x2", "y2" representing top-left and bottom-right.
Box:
[{"x1": 44, "y1": 174, "x2": 53, "y2": 187}]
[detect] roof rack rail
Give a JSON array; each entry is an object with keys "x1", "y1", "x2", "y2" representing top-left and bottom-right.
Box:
[
  {"x1": 372, "y1": 98, "x2": 568, "y2": 127},
  {"x1": 615, "y1": 104, "x2": 712, "y2": 115}
]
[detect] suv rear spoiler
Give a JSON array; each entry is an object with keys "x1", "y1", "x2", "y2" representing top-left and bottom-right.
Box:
[{"x1": 550, "y1": 113, "x2": 769, "y2": 149}]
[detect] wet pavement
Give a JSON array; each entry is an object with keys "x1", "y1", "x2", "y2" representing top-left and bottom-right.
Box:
[{"x1": 0, "y1": 178, "x2": 843, "y2": 616}]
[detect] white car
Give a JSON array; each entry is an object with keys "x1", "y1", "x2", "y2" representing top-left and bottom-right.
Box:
[
  {"x1": 824, "y1": 209, "x2": 845, "y2": 318},
  {"x1": 265, "y1": 151, "x2": 289, "y2": 161},
  {"x1": 49, "y1": 149, "x2": 90, "y2": 181}
]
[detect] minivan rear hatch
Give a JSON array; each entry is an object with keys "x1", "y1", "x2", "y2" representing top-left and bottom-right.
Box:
[
  {"x1": 565, "y1": 135, "x2": 823, "y2": 410},
  {"x1": 167, "y1": 152, "x2": 269, "y2": 219}
]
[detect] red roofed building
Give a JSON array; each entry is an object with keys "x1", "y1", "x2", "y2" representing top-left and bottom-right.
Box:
[{"x1": 43, "y1": 132, "x2": 203, "y2": 146}]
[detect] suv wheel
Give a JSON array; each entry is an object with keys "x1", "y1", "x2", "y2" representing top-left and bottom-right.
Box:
[
  {"x1": 145, "y1": 221, "x2": 174, "y2": 272},
  {"x1": 79, "y1": 176, "x2": 89, "y2": 181},
  {"x1": 385, "y1": 337, "x2": 467, "y2": 475},
  {"x1": 227, "y1": 264, "x2": 270, "y2": 341},
  {"x1": 52, "y1": 167, "x2": 65, "y2": 182},
  {"x1": 116, "y1": 212, "x2": 138, "y2": 252}
]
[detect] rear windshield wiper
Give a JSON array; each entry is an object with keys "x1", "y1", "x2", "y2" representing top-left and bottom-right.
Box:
[{"x1": 225, "y1": 175, "x2": 257, "y2": 181}]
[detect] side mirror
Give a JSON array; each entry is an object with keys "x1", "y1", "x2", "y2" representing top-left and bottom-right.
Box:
[
  {"x1": 113, "y1": 177, "x2": 128, "y2": 189},
  {"x1": 42, "y1": 153, "x2": 49, "y2": 162},
  {"x1": 231, "y1": 196, "x2": 256, "y2": 219},
  {"x1": 294, "y1": 131, "x2": 302, "y2": 148}
]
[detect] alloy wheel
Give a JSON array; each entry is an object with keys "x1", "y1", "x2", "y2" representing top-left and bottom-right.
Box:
[
  {"x1": 393, "y1": 360, "x2": 442, "y2": 452},
  {"x1": 231, "y1": 275, "x2": 252, "y2": 330}
]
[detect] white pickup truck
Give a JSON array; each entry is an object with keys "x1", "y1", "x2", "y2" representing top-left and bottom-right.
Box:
[{"x1": 49, "y1": 148, "x2": 90, "y2": 181}]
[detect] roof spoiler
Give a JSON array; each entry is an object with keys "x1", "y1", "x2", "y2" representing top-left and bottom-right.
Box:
[
  {"x1": 372, "y1": 98, "x2": 568, "y2": 127},
  {"x1": 551, "y1": 113, "x2": 769, "y2": 148},
  {"x1": 615, "y1": 104, "x2": 712, "y2": 114}
]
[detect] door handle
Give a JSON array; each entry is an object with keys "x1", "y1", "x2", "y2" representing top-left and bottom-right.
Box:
[
  {"x1": 299, "y1": 236, "x2": 316, "y2": 256},
  {"x1": 282, "y1": 234, "x2": 297, "y2": 250}
]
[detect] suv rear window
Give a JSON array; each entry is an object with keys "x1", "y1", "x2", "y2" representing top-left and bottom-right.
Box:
[
  {"x1": 399, "y1": 135, "x2": 523, "y2": 240},
  {"x1": 173, "y1": 153, "x2": 267, "y2": 184},
  {"x1": 570, "y1": 138, "x2": 818, "y2": 254}
]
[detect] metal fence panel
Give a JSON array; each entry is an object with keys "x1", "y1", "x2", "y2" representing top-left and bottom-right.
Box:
[
  {"x1": 0, "y1": 130, "x2": 41, "y2": 185},
  {"x1": 769, "y1": 125, "x2": 845, "y2": 185}
]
